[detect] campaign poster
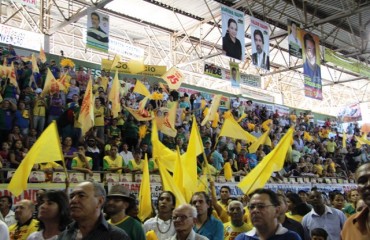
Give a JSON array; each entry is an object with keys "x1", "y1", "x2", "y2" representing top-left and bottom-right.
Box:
[
  {"x1": 86, "y1": 11, "x2": 109, "y2": 52},
  {"x1": 250, "y1": 17, "x2": 270, "y2": 70},
  {"x1": 337, "y1": 103, "x2": 362, "y2": 123},
  {"x1": 302, "y1": 30, "x2": 322, "y2": 100},
  {"x1": 221, "y1": 5, "x2": 245, "y2": 61},
  {"x1": 229, "y1": 61, "x2": 240, "y2": 88},
  {"x1": 287, "y1": 19, "x2": 302, "y2": 59}
]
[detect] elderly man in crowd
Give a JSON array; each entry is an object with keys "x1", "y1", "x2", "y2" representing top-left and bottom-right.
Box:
[
  {"x1": 8, "y1": 199, "x2": 38, "y2": 240},
  {"x1": 224, "y1": 200, "x2": 252, "y2": 240},
  {"x1": 166, "y1": 204, "x2": 208, "y2": 240},
  {"x1": 57, "y1": 181, "x2": 130, "y2": 240}
]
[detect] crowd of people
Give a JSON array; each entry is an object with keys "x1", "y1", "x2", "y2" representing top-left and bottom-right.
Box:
[{"x1": 0, "y1": 42, "x2": 370, "y2": 239}]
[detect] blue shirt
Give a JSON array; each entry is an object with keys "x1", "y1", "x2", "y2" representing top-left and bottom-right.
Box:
[
  {"x1": 235, "y1": 224, "x2": 301, "y2": 240},
  {"x1": 302, "y1": 205, "x2": 346, "y2": 240},
  {"x1": 193, "y1": 215, "x2": 223, "y2": 240}
]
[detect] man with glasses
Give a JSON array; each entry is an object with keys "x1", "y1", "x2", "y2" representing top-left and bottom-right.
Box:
[
  {"x1": 235, "y1": 188, "x2": 301, "y2": 240},
  {"x1": 166, "y1": 204, "x2": 208, "y2": 240}
]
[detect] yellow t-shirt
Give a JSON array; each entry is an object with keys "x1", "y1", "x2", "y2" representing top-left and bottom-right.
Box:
[
  {"x1": 94, "y1": 106, "x2": 105, "y2": 126},
  {"x1": 314, "y1": 164, "x2": 323, "y2": 176},
  {"x1": 39, "y1": 162, "x2": 62, "y2": 170},
  {"x1": 103, "y1": 155, "x2": 124, "y2": 173},
  {"x1": 224, "y1": 221, "x2": 253, "y2": 240},
  {"x1": 9, "y1": 219, "x2": 39, "y2": 240},
  {"x1": 33, "y1": 98, "x2": 46, "y2": 116}
]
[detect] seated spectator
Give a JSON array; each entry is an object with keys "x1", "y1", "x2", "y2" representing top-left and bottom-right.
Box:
[
  {"x1": 71, "y1": 144, "x2": 93, "y2": 176},
  {"x1": 9, "y1": 140, "x2": 27, "y2": 169},
  {"x1": 103, "y1": 145, "x2": 127, "y2": 173}
]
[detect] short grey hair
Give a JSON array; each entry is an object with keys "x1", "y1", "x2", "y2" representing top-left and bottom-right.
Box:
[
  {"x1": 88, "y1": 180, "x2": 106, "y2": 202},
  {"x1": 176, "y1": 204, "x2": 197, "y2": 218},
  {"x1": 227, "y1": 200, "x2": 244, "y2": 212}
]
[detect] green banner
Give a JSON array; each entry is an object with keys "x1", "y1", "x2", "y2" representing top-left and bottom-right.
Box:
[{"x1": 324, "y1": 48, "x2": 370, "y2": 78}]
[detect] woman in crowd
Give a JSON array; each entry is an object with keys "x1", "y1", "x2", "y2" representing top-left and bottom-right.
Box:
[
  {"x1": 343, "y1": 189, "x2": 360, "y2": 216},
  {"x1": 285, "y1": 192, "x2": 311, "y2": 223},
  {"x1": 27, "y1": 190, "x2": 71, "y2": 240},
  {"x1": 9, "y1": 139, "x2": 26, "y2": 168}
]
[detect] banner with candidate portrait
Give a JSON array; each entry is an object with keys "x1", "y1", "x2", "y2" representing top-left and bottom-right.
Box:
[
  {"x1": 302, "y1": 30, "x2": 322, "y2": 100},
  {"x1": 86, "y1": 11, "x2": 109, "y2": 52},
  {"x1": 250, "y1": 17, "x2": 270, "y2": 70},
  {"x1": 287, "y1": 19, "x2": 302, "y2": 59},
  {"x1": 221, "y1": 5, "x2": 245, "y2": 61},
  {"x1": 229, "y1": 61, "x2": 240, "y2": 88}
]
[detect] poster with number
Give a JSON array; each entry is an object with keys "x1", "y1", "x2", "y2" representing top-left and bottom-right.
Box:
[{"x1": 161, "y1": 66, "x2": 184, "y2": 90}]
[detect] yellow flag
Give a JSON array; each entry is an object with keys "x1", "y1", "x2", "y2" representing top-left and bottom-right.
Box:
[
  {"x1": 127, "y1": 59, "x2": 145, "y2": 74},
  {"x1": 110, "y1": 54, "x2": 121, "y2": 71},
  {"x1": 248, "y1": 129, "x2": 270, "y2": 153},
  {"x1": 261, "y1": 119, "x2": 272, "y2": 132},
  {"x1": 8, "y1": 121, "x2": 64, "y2": 196},
  {"x1": 146, "y1": 230, "x2": 159, "y2": 240},
  {"x1": 41, "y1": 68, "x2": 56, "y2": 96},
  {"x1": 8, "y1": 62, "x2": 18, "y2": 87},
  {"x1": 224, "y1": 162, "x2": 233, "y2": 181},
  {"x1": 342, "y1": 132, "x2": 347, "y2": 149},
  {"x1": 78, "y1": 78, "x2": 95, "y2": 136},
  {"x1": 133, "y1": 80, "x2": 150, "y2": 97},
  {"x1": 237, "y1": 113, "x2": 247, "y2": 123},
  {"x1": 151, "y1": 118, "x2": 177, "y2": 171},
  {"x1": 303, "y1": 131, "x2": 313, "y2": 142},
  {"x1": 157, "y1": 158, "x2": 186, "y2": 207},
  {"x1": 108, "y1": 70, "x2": 121, "y2": 118},
  {"x1": 123, "y1": 106, "x2": 154, "y2": 122},
  {"x1": 356, "y1": 134, "x2": 370, "y2": 146},
  {"x1": 174, "y1": 148, "x2": 191, "y2": 201},
  {"x1": 161, "y1": 66, "x2": 184, "y2": 90},
  {"x1": 212, "y1": 112, "x2": 219, "y2": 128},
  {"x1": 219, "y1": 118, "x2": 257, "y2": 143},
  {"x1": 223, "y1": 110, "x2": 233, "y2": 120},
  {"x1": 138, "y1": 154, "x2": 152, "y2": 221},
  {"x1": 238, "y1": 128, "x2": 294, "y2": 194},
  {"x1": 39, "y1": 46, "x2": 47, "y2": 63},
  {"x1": 201, "y1": 95, "x2": 222, "y2": 126},
  {"x1": 31, "y1": 54, "x2": 39, "y2": 73},
  {"x1": 157, "y1": 102, "x2": 178, "y2": 137}
]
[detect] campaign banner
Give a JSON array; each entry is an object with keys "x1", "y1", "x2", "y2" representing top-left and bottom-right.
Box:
[
  {"x1": 101, "y1": 59, "x2": 166, "y2": 76},
  {"x1": 250, "y1": 17, "x2": 270, "y2": 70},
  {"x1": 0, "y1": 24, "x2": 44, "y2": 51},
  {"x1": 337, "y1": 103, "x2": 362, "y2": 123},
  {"x1": 229, "y1": 61, "x2": 240, "y2": 88},
  {"x1": 302, "y1": 30, "x2": 322, "y2": 100},
  {"x1": 325, "y1": 48, "x2": 370, "y2": 78},
  {"x1": 203, "y1": 62, "x2": 261, "y2": 88},
  {"x1": 241, "y1": 89, "x2": 274, "y2": 103},
  {"x1": 109, "y1": 38, "x2": 144, "y2": 59},
  {"x1": 287, "y1": 19, "x2": 302, "y2": 59},
  {"x1": 86, "y1": 11, "x2": 109, "y2": 52},
  {"x1": 221, "y1": 5, "x2": 245, "y2": 61}
]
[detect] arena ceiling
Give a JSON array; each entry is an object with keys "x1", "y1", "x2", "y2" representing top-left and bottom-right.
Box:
[{"x1": 1, "y1": 0, "x2": 370, "y2": 116}]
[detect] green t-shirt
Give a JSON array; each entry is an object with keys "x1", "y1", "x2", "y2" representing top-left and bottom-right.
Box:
[{"x1": 108, "y1": 216, "x2": 145, "y2": 240}]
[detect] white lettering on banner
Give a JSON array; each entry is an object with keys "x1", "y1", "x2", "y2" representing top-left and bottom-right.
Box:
[
  {"x1": 0, "y1": 24, "x2": 44, "y2": 51},
  {"x1": 242, "y1": 88, "x2": 274, "y2": 102},
  {"x1": 109, "y1": 38, "x2": 144, "y2": 59},
  {"x1": 6, "y1": 0, "x2": 38, "y2": 8}
]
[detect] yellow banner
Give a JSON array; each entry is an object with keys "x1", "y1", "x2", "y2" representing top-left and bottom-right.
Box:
[
  {"x1": 101, "y1": 59, "x2": 166, "y2": 76},
  {"x1": 161, "y1": 66, "x2": 184, "y2": 90}
]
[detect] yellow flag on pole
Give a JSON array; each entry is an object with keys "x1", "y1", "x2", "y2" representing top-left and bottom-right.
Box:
[
  {"x1": 8, "y1": 62, "x2": 18, "y2": 87},
  {"x1": 31, "y1": 54, "x2": 39, "y2": 73},
  {"x1": 157, "y1": 158, "x2": 186, "y2": 207},
  {"x1": 238, "y1": 128, "x2": 294, "y2": 194},
  {"x1": 201, "y1": 94, "x2": 222, "y2": 126},
  {"x1": 39, "y1": 46, "x2": 47, "y2": 63},
  {"x1": 138, "y1": 154, "x2": 152, "y2": 222},
  {"x1": 161, "y1": 66, "x2": 184, "y2": 90},
  {"x1": 157, "y1": 102, "x2": 178, "y2": 138},
  {"x1": 133, "y1": 80, "x2": 150, "y2": 97},
  {"x1": 248, "y1": 129, "x2": 270, "y2": 153},
  {"x1": 108, "y1": 70, "x2": 121, "y2": 118},
  {"x1": 8, "y1": 121, "x2": 64, "y2": 196},
  {"x1": 78, "y1": 78, "x2": 95, "y2": 136},
  {"x1": 219, "y1": 118, "x2": 257, "y2": 143},
  {"x1": 342, "y1": 132, "x2": 347, "y2": 149}
]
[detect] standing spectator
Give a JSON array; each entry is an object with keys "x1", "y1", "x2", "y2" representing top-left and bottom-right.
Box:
[
  {"x1": 85, "y1": 136, "x2": 102, "y2": 171},
  {"x1": 66, "y1": 79, "x2": 80, "y2": 103},
  {"x1": 0, "y1": 196, "x2": 16, "y2": 226},
  {"x1": 62, "y1": 137, "x2": 77, "y2": 170},
  {"x1": 49, "y1": 60, "x2": 60, "y2": 79},
  {"x1": 343, "y1": 189, "x2": 360, "y2": 216},
  {"x1": 57, "y1": 181, "x2": 130, "y2": 239},
  {"x1": 302, "y1": 190, "x2": 346, "y2": 240},
  {"x1": 166, "y1": 204, "x2": 208, "y2": 240},
  {"x1": 14, "y1": 102, "x2": 30, "y2": 136},
  {"x1": 122, "y1": 116, "x2": 139, "y2": 150},
  {"x1": 93, "y1": 98, "x2": 106, "y2": 143},
  {"x1": 235, "y1": 189, "x2": 301, "y2": 240},
  {"x1": 144, "y1": 191, "x2": 176, "y2": 239},
  {"x1": 32, "y1": 88, "x2": 46, "y2": 134},
  {"x1": 47, "y1": 92, "x2": 64, "y2": 125},
  {"x1": 9, "y1": 200, "x2": 39, "y2": 240},
  {"x1": 0, "y1": 100, "x2": 16, "y2": 144}
]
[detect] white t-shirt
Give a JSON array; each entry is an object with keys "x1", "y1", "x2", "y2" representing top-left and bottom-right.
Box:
[
  {"x1": 0, "y1": 220, "x2": 9, "y2": 240},
  {"x1": 27, "y1": 231, "x2": 59, "y2": 240}
]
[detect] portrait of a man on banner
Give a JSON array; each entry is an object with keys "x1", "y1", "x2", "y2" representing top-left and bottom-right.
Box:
[
  {"x1": 229, "y1": 61, "x2": 240, "y2": 88},
  {"x1": 221, "y1": 5, "x2": 245, "y2": 61},
  {"x1": 250, "y1": 17, "x2": 270, "y2": 70},
  {"x1": 302, "y1": 31, "x2": 322, "y2": 100},
  {"x1": 86, "y1": 11, "x2": 109, "y2": 52},
  {"x1": 288, "y1": 19, "x2": 302, "y2": 59}
]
